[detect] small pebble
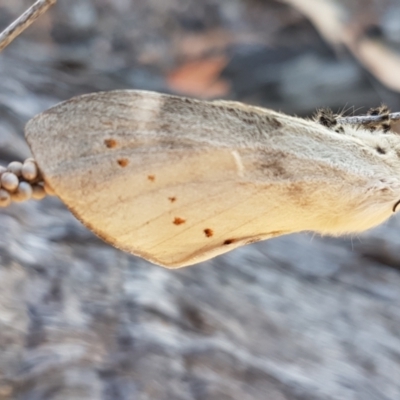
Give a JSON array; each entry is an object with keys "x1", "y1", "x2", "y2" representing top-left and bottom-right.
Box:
[
  {"x1": 7, "y1": 161, "x2": 23, "y2": 177},
  {"x1": 1, "y1": 172, "x2": 19, "y2": 192},
  {"x1": 22, "y1": 160, "x2": 38, "y2": 181},
  {"x1": 0, "y1": 189, "x2": 11, "y2": 207},
  {"x1": 32, "y1": 184, "x2": 46, "y2": 200},
  {"x1": 44, "y1": 181, "x2": 56, "y2": 196},
  {"x1": 11, "y1": 181, "x2": 33, "y2": 202}
]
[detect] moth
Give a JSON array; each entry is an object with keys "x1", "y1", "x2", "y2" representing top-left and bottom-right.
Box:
[{"x1": 24, "y1": 90, "x2": 400, "y2": 268}]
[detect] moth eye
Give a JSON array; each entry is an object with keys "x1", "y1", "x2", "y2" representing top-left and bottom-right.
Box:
[
  {"x1": 392, "y1": 199, "x2": 400, "y2": 213},
  {"x1": 375, "y1": 146, "x2": 386, "y2": 155}
]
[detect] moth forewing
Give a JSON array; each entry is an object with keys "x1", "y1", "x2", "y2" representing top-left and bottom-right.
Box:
[{"x1": 25, "y1": 90, "x2": 400, "y2": 268}]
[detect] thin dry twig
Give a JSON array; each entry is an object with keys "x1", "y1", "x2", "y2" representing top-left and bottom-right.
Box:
[
  {"x1": 338, "y1": 112, "x2": 400, "y2": 126},
  {"x1": 0, "y1": 0, "x2": 57, "y2": 53}
]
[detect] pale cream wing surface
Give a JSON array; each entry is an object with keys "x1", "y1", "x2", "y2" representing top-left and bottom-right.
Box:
[
  {"x1": 25, "y1": 90, "x2": 400, "y2": 267},
  {"x1": 24, "y1": 90, "x2": 291, "y2": 268}
]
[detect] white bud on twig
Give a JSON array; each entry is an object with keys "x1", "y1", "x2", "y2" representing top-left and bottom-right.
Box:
[
  {"x1": 32, "y1": 184, "x2": 46, "y2": 200},
  {"x1": 7, "y1": 161, "x2": 23, "y2": 177},
  {"x1": 22, "y1": 160, "x2": 38, "y2": 181},
  {"x1": 11, "y1": 182, "x2": 33, "y2": 202},
  {"x1": 0, "y1": 189, "x2": 11, "y2": 207},
  {"x1": 0, "y1": 158, "x2": 47, "y2": 206},
  {"x1": 1, "y1": 172, "x2": 19, "y2": 192}
]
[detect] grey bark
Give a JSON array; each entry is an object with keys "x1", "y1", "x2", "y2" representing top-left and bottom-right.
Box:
[{"x1": 0, "y1": 1, "x2": 400, "y2": 399}]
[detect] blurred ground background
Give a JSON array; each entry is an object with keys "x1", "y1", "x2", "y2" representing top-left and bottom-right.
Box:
[{"x1": 0, "y1": 0, "x2": 400, "y2": 399}]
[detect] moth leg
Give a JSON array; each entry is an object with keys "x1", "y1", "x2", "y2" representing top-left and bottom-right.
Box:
[
  {"x1": 314, "y1": 108, "x2": 344, "y2": 133},
  {"x1": 366, "y1": 105, "x2": 391, "y2": 133}
]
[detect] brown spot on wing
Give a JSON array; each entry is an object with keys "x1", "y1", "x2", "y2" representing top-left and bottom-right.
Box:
[
  {"x1": 148, "y1": 175, "x2": 155, "y2": 181},
  {"x1": 259, "y1": 160, "x2": 287, "y2": 178},
  {"x1": 204, "y1": 228, "x2": 213, "y2": 237},
  {"x1": 223, "y1": 239, "x2": 235, "y2": 245},
  {"x1": 117, "y1": 158, "x2": 129, "y2": 167},
  {"x1": 173, "y1": 217, "x2": 186, "y2": 225},
  {"x1": 288, "y1": 183, "x2": 310, "y2": 207},
  {"x1": 168, "y1": 197, "x2": 176, "y2": 202},
  {"x1": 104, "y1": 139, "x2": 117, "y2": 148}
]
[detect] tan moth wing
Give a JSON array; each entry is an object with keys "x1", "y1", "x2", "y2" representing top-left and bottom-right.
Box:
[{"x1": 25, "y1": 90, "x2": 400, "y2": 267}]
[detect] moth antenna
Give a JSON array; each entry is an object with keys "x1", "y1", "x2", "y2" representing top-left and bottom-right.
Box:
[
  {"x1": 337, "y1": 103, "x2": 352, "y2": 118},
  {"x1": 349, "y1": 106, "x2": 364, "y2": 117}
]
